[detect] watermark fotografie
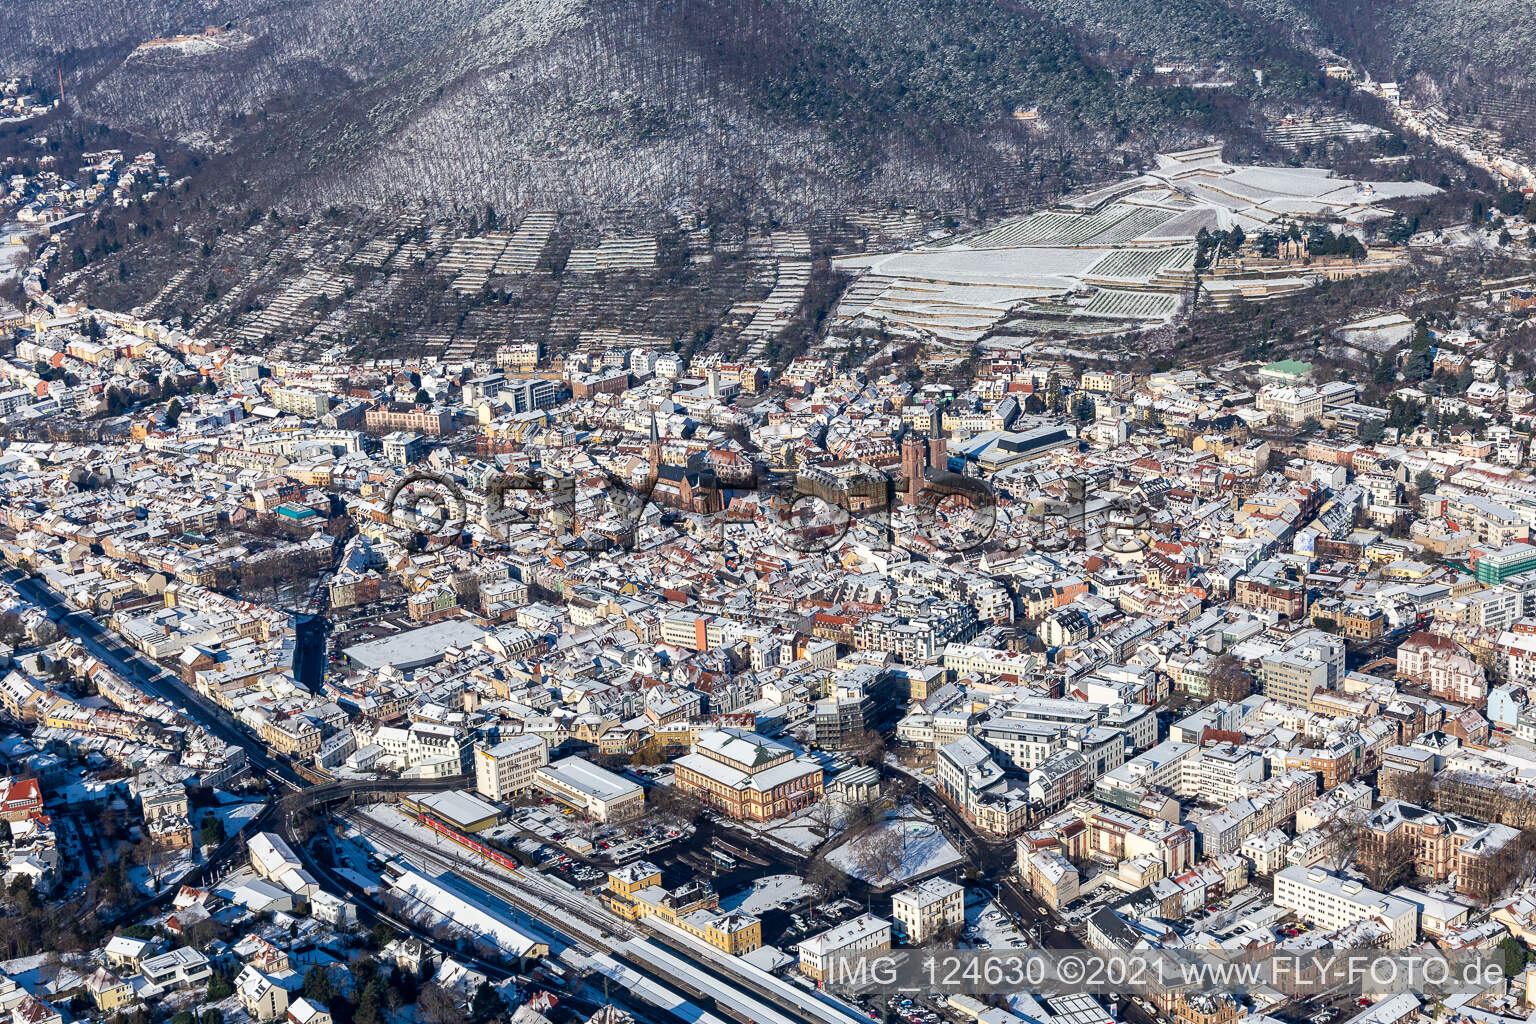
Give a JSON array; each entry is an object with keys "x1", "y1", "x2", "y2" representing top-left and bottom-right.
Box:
[
  {"x1": 374, "y1": 461, "x2": 1152, "y2": 559},
  {"x1": 824, "y1": 949, "x2": 1503, "y2": 999}
]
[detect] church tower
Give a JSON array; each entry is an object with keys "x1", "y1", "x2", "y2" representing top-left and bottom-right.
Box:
[
  {"x1": 647, "y1": 410, "x2": 662, "y2": 483},
  {"x1": 901, "y1": 435, "x2": 927, "y2": 502}
]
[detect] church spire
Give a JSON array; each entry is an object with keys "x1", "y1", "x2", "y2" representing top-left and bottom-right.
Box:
[{"x1": 647, "y1": 410, "x2": 661, "y2": 479}]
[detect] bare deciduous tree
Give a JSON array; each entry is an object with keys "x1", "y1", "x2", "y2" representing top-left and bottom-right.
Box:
[
  {"x1": 855, "y1": 824, "x2": 908, "y2": 887},
  {"x1": 1361, "y1": 830, "x2": 1415, "y2": 892},
  {"x1": 1316, "y1": 814, "x2": 1359, "y2": 874},
  {"x1": 417, "y1": 983, "x2": 468, "y2": 1024},
  {"x1": 1208, "y1": 654, "x2": 1255, "y2": 703}
]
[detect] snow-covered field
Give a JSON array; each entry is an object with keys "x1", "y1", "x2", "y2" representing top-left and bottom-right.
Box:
[
  {"x1": 0, "y1": 953, "x2": 85, "y2": 998},
  {"x1": 837, "y1": 246, "x2": 1102, "y2": 291},
  {"x1": 826, "y1": 816, "x2": 962, "y2": 887},
  {"x1": 126, "y1": 29, "x2": 255, "y2": 63},
  {"x1": 127, "y1": 851, "x2": 195, "y2": 895},
  {"x1": 722, "y1": 874, "x2": 813, "y2": 915},
  {"x1": 732, "y1": 804, "x2": 833, "y2": 853}
]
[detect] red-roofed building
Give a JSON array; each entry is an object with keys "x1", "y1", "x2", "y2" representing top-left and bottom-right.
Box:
[{"x1": 0, "y1": 777, "x2": 44, "y2": 823}]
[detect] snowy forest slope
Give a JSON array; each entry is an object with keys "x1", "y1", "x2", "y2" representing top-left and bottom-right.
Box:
[{"x1": 4, "y1": 0, "x2": 1528, "y2": 217}]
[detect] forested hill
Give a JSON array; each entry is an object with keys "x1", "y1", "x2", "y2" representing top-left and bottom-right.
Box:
[{"x1": 1, "y1": 0, "x2": 1523, "y2": 218}]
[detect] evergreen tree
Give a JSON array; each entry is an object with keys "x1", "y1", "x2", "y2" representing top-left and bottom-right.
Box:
[{"x1": 354, "y1": 980, "x2": 384, "y2": 1024}]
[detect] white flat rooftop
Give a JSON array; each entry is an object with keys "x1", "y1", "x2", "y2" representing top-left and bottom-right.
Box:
[{"x1": 343, "y1": 619, "x2": 488, "y2": 671}]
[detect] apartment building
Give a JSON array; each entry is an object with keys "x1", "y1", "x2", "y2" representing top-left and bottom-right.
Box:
[
  {"x1": 1028, "y1": 750, "x2": 1091, "y2": 811},
  {"x1": 1186, "y1": 770, "x2": 1318, "y2": 857},
  {"x1": 501, "y1": 378, "x2": 558, "y2": 412},
  {"x1": 139, "y1": 947, "x2": 214, "y2": 989},
  {"x1": 1235, "y1": 568, "x2": 1307, "y2": 619},
  {"x1": 84, "y1": 969, "x2": 133, "y2": 1013},
  {"x1": 890, "y1": 878, "x2": 964, "y2": 943},
  {"x1": 601, "y1": 862, "x2": 763, "y2": 955},
  {"x1": 1093, "y1": 739, "x2": 1196, "y2": 812},
  {"x1": 797, "y1": 914, "x2": 892, "y2": 982},
  {"x1": 1257, "y1": 651, "x2": 1331, "y2": 708},
  {"x1": 1176, "y1": 744, "x2": 1267, "y2": 804},
  {"x1": 808, "y1": 690, "x2": 864, "y2": 749},
  {"x1": 270, "y1": 387, "x2": 334, "y2": 419},
  {"x1": 260, "y1": 714, "x2": 322, "y2": 758},
  {"x1": 496, "y1": 341, "x2": 541, "y2": 371},
  {"x1": 236, "y1": 966, "x2": 289, "y2": 1022},
  {"x1": 365, "y1": 404, "x2": 451, "y2": 436},
  {"x1": 1024, "y1": 848, "x2": 1081, "y2": 909},
  {"x1": 853, "y1": 610, "x2": 968, "y2": 664},
  {"x1": 974, "y1": 718, "x2": 1066, "y2": 772},
  {"x1": 1086, "y1": 806, "x2": 1195, "y2": 877},
  {"x1": 1295, "y1": 780, "x2": 1374, "y2": 833},
  {"x1": 1498, "y1": 630, "x2": 1536, "y2": 688},
  {"x1": 941, "y1": 643, "x2": 1039, "y2": 680},
  {"x1": 1273, "y1": 865, "x2": 1417, "y2": 948},
  {"x1": 569, "y1": 369, "x2": 630, "y2": 399},
  {"x1": 1396, "y1": 633, "x2": 1487, "y2": 704},
  {"x1": 382, "y1": 431, "x2": 427, "y2": 466},
  {"x1": 1278, "y1": 741, "x2": 1362, "y2": 790},
  {"x1": 474, "y1": 735, "x2": 549, "y2": 801},
  {"x1": 329, "y1": 571, "x2": 381, "y2": 610},
  {"x1": 661, "y1": 611, "x2": 729, "y2": 652},
  {"x1": 936, "y1": 735, "x2": 1031, "y2": 837},
  {"x1": 0, "y1": 777, "x2": 44, "y2": 822},
  {"x1": 1475, "y1": 542, "x2": 1536, "y2": 584},
  {"x1": 1256, "y1": 385, "x2": 1323, "y2": 426},
  {"x1": 1442, "y1": 496, "x2": 1528, "y2": 548},
  {"x1": 405, "y1": 722, "x2": 472, "y2": 774}
]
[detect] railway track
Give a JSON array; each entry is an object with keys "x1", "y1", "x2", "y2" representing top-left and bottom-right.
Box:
[
  {"x1": 347, "y1": 811, "x2": 631, "y2": 947},
  {"x1": 345, "y1": 808, "x2": 865, "y2": 1024}
]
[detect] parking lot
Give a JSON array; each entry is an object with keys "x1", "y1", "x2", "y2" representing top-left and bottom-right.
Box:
[
  {"x1": 487, "y1": 802, "x2": 693, "y2": 865},
  {"x1": 771, "y1": 896, "x2": 864, "y2": 947},
  {"x1": 887, "y1": 995, "x2": 942, "y2": 1024}
]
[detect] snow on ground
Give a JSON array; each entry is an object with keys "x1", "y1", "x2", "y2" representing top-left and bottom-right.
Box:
[
  {"x1": 0, "y1": 231, "x2": 28, "y2": 287},
  {"x1": 336, "y1": 867, "x2": 383, "y2": 894},
  {"x1": 326, "y1": 821, "x2": 392, "y2": 894},
  {"x1": 0, "y1": 953, "x2": 85, "y2": 997},
  {"x1": 826, "y1": 813, "x2": 961, "y2": 887},
  {"x1": 731, "y1": 804, "x2": 832, "y2": 853},
  {"x1": 126, "y1": 30, "x2": 255, "y2": 61},
  {"x1": 208, "y1": 797, "x2": 266, "y2": 834},
  {"x1": 835, "y1": 247, "x2": 1099, "y2": 290},
  {"x1": 127, "y1": 850, "x2": 195, "y2": 896},
  {"x1": 352, "y1": 803, "x2": 521, "y2": 876},
  {"x1": 833, "y1": 150, "x2": 1437, "y2": 342},
  {"x1": 721, "y1": 874, "x2": 812, "y2": 915}
]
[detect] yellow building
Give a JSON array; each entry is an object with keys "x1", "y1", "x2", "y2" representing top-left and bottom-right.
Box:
[
  {"x1": 260, "y1": 715, "x2": 321, "y2": 757},
  {"x1": 85, "y1": 968, "x2": 134, "y2": 1012},
  {"x1": 702, "y1": 912, "x2": 763, "y2": 955},
  {"x1": 603, "y1": 861, "x2": 663, "y2": 916},
  {"x1": 601, "y1": 862, "x2": 762, "y2": 955}
]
